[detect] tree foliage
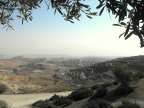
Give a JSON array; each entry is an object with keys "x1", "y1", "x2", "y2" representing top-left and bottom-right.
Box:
[
  {"x1": 113, "y1": 65, "x2": 135, "y2": 87},
  {"x1": 0, "y1": 0, "x2": 144, "y2": 46},
  {"x1": 113, "y1": 65, "x2": 136, "y2": 95},
  {"x1": 68, "y1": 87, "x2": 93, "y2": 101},
  {"x1": 90, "y1": 87, "x2": 108, "y2": 100},
  {"x1": 0, "y1": 83, "x2": 7, "y2": 94}
]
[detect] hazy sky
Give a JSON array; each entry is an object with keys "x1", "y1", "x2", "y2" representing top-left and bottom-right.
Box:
[{"x1": 0, "y1": 1, "x2": 144, "y2": 57}]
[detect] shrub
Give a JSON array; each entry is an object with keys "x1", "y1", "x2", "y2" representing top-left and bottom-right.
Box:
[
  {"x1": 90, "y1": 87, "x2": 107, "y2": 100},
  {"x1": 114, "y1": 86, "x2": 134, "y2": 95},
  {"x1": 87, "y1": 99, "x2": 114, "y2": 108},
  {"x1": 53, "y1": 96, "x2": 73, "y2": 107},
  {"x1": 0, "y1": 100, "x2": 10, "y2": 108},
  {"x1": 0, "y1": 83, "x2": 7, "y2": 94},
  {"x1": 32, "y1": 100, "x2": 59, "y2": 108},
  {"x1": 113, "y1": 65, "x2": 137, "y2": 96},
  {"x1": 117, "y1": 100, "x2": 140, "y2": 108},
  {"x1": 49, "y1": 94, "x2": 73, "y2": 107},
  {"x1": 32, "y1": 100, "x2": 44, "y2": 108},
  {"x1": 113, "y1": 65, "x2": 136, "y2": 87},
  {"x1": 135, "y1": 71, "x2": 144, "y2": 79},
  {"x1": 49, "y1": 94, "x2": 60, "y2": 101},
  {"x1": 69, "y1": 87, "x2": 93, "y2": 101}
]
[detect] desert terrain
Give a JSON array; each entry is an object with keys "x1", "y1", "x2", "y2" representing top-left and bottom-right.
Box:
[
  {"x1": 0, "y1": 55, "x2": 144, "y2": 108},
  {"x1": 0, "y1": 91, "x2": 72, "y2": 108}
]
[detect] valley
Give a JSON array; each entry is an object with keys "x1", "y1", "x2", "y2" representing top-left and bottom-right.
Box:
[
  {"x1": 0, "y1": 55, "x2": 111, "y2": 94},
  {"x1": 0, "y1": 55, "x2": 144, "y2": 108}
]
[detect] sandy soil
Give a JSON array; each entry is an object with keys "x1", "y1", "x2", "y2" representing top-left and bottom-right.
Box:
[{"x1": 0, "y1": 91, "x2": 72, "y2": 108}]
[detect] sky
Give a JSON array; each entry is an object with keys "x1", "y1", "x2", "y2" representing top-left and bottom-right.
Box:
[{"x1": 0, "y1": 1, "x2": 144, "y2": 57}]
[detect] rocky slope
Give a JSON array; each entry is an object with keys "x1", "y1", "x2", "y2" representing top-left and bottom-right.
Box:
[
  {"x1": 0, "y1": 57, "x2": 77, "y2": 94},
  {"x1": 55, "y1": 55, "x2": 144, "y2": 86},
  {"x1": 1, "y1": 55, "x2": 144, "y2": 94}
]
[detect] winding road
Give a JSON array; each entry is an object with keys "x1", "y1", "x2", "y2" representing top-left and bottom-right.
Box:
[{"x1": 0, "y1": 91, "x2": 72, "y2": 108}]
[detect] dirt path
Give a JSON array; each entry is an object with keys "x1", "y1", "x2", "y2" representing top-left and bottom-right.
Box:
[{"x1": 0, "y1": 91, "x2": 72, "y2": 108}]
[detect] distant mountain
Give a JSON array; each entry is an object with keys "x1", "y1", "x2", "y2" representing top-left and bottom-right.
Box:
[
  {"x1": 0, "y1": 55, "x2": 13, "y2": 59},
  {"x1": 19, "y1": 54, "x2": 70, "y2": 59},
  {"x1": 11, "y1": 56, "x2": 46, "y2": 63}
]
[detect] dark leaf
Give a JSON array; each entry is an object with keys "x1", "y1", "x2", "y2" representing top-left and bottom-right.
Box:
[
  {"x1": 39, "y1": 0, "x2": 43, "y2": 3},
  {"x1": 125, "y1": 31, "x2": 133, "y2": 40},
  {"x1": 96, "y1": 4, "x2": 104, "y2": 9},
  {"x1": 82, "y1": 4, "x2": 89, "y2": 8},
  {"x1": 77, "y1": 2, "x2": 89, "y2": 8},
  {"x1": 119, "y1": 32, "x2": 125, "y2": 38},
  {"x1": 51, "y1": 0, "x2": 54, "y2": 8},
  {"x1": 124, "y1": 23, "x2": 130, "y2": 37},
  {"x1": 67, "y1": 20, "x2": 74, "y2": 23},
  {"x1": 86, "y1": 8, "x2": 91, "y2": 12},
  {"x1": 87, "y1": 15, "x2": 92, "y2": 19},
  {"x1": 96, "y1": 0, "x2": 105, "y2": 9},
  {"x1": 17, "y1": 15, "x2": 22, "y2": 19},
  {"x1": 120, "y1": 22, "x2": 127, "y2": 25},
  {"x1": 56, "y1": 7, "x2": 63, "y2": 15},
  {"x1": 113, "y1": 24, "x2": 121, "y2": 26},
  {"x1": 54, "y1": 9, "x2": 56, "y2": 15},
  {"x1": 22, "y1": 19, "x2": 24, "y2": 25},
  {"x1": 99, "y1": 6, "x2": 105, "y2": 16},
  {"x1": 119, "y1": 15, "x2": 122, "y2": 22},
  {"x1": 89, "y1": 12, "x2": 97, "y2": 16},
  {"x1": 10, "y1": 26, "x2": 14, "y2": 30}
]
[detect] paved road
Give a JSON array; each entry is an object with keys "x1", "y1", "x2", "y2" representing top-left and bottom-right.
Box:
[{"x1": 0, "y1": 91, "x2": 72, "y2": 108}]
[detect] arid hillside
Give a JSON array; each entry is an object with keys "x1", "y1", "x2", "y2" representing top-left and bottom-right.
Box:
[
  {"x1": 0, "y1": 56, "x2": 107, "y2": 94},
  {"x1": 1, "y1": 55, "x2": 144, "y2": 94},
  {"x1": 56, "y1": 55, "x2": 144, "y2": 86},
  {"x1": 0, "y1": 57, "x2": 77, "y2": 94},
  {"x1": 0, "y1": 55, "x2": 144, "y2": 108}
]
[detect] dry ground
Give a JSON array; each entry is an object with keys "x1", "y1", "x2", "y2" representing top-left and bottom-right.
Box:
[
  {"x1": 0, "y1": 59, "x2": 77, "y2": 94},
  {"x1": 0, "y1": 91, "x2": 72, "y2": 108}
]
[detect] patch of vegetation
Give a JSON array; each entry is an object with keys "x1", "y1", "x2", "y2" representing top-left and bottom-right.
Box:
[
  {"x1": 0, "y1": 83, "x2": 7, "y2": 94},
  {"x1": 53, "y1": 96, "x2": 73, "y2": 107},
  {"x1": 117, "y1": 100, "x2": 140, "y2": 108},
  {"x1": 87, "y1": 99, "x2": 114, "y2": 108},
  {"x1": 0, "y1": 100, "x2": 11, "y2": 108},
  {"x1": 113, "y1": 65, "x2": 137, "y2": 95},
  {"x1": 32, "y1": 95, "x2": 72, "y2": 108},
  {"x1": 113, "y1": 65, "x2": 135, "y2": 87},
  {"x1": 49, "y1": 94, "x2": 60, "y2": 101},
  {"x1": 68, "y1": 87, "x2": 93, "y2": 101},
  {"x1": 135, "y1": 71, "x2": 144, "y2": 79},
  {"x1": 114, "y1": 86, "x2": 134, "y2": 95},
  {"x1": 32, "y1": 100, "x2": 59, "y2": 108},
  {"x1": 90, "y1": 87, "x2": 108, "y2": 100}
]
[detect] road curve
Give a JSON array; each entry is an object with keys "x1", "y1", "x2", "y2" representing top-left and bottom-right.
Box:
[{"x1": 0, "y1": 91, "x2": 72, "y2": 108}]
